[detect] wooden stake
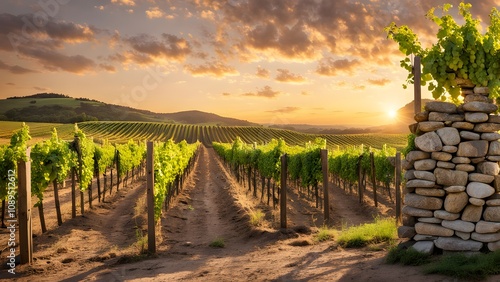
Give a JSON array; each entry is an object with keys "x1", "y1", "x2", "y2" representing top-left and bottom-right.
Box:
[
  {"x1": 414, "y1": 56, "x2": 422, "y2": 115},
  {"x1": 280, "y1": 154, "x2": 287, "y2": 229},
  {"x1": 370, "y1": 152, "x2": 378, "y2": 207},
  {"x1": 321, "y1": 149, "x2": 330, "y2": 225},
  {"x1": 395, "y1": 152, "x2": 402, "y2": 225},
  {"x1": 18, "y1": 147, "x2": 33, "y2": 264},
  {"x1": 146, "y1": 141, "x2": 156, "y2": 254}
]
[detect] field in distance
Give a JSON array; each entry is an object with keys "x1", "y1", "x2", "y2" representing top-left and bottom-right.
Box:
[{"x1": 0, "y1": 121, "x2": 408, "y2": 150}]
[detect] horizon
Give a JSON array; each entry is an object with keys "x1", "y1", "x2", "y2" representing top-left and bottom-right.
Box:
[{"x1": 1, "y1": 1, "x2": 496, "y2": 127}]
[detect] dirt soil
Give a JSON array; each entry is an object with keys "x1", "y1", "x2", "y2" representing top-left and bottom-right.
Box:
[{"x1": 2, "y1": 145, "x2": 500, "y2": 281}]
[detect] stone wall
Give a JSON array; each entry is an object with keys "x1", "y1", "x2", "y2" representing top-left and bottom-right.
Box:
[{"x1": 400, "y1": 85, "x2": 500, "y2": 253}]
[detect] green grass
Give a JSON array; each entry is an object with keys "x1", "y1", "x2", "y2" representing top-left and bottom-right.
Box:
[
  {"x1": 0, "y1": 121, "x2": 75, "y2": 145},
  {"x1": 209, "y1": 237, "x2": 225, "y2": 248},
  {"x1": 423, "y1": 251, "x2": 500, "y2": 280},
  {"x1": 249, "y1": 210, "x2": 265, "y2": 226},
  {"x1": 337, "y1": 218, "x2": 397, "y2": 248},
  {"x1": 314, "y1": 225, "x2": 336, "y2": 242},
  {"x1": 386, "y1": 246, "x2": 431, "y2": 266},
  {"x1": 0, "y1": 97, "x2": 92, "y2": 113}
]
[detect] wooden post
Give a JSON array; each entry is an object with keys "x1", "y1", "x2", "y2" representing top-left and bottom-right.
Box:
[
  {"x1": 395, "y1": 152, "x2": 402, "y2": 225},
  {"x1": 370, "y1": 152, "x2": 378, "y2": 207},
  {"x1": 18, "y1": 147, "x2": 33, "y2": 264},
  {"x1": 280, "y1": 154, "x2": 287, "y2": 229},
  {"x1": 321, "y1": 149, "x2": 330, "y2": 225},
  {"x1": 71, "y1": 168, "x2": 76, "y2": 218},
  {"x1": 358, "y1": 155, "x2": 364, "y2": 203},
  {"x1": 146, "y1": 141, "x2": 156, "y2": 254},
  {"x1": 413, "y1": 55, "x2": 422, "y2": 115}
]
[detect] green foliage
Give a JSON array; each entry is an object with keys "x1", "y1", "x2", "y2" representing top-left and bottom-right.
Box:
[
  {"x1": 31, "y1": 128, "x2": 75, "y2": 205},
  {"x1": 249, "y1": 209, "x2": 265, "y2": 226},
  {"x1": 386, "y1": 246, "x2": 431, "y2": 266},
  {"x1": 386, "y1": 2, "x2": 500, "y2": 101},
  {"x1": 0, "y1": 123, "x2": 31, "y2": 200},
  {"x1": 424, "y1": 251, "x2": 500, "y2": 280},
  {"x1": 401, "y1": 133, "x2": 416, "y2": 157},
  {"x1": 314, "y1": 225, "x2": 336, "y2": 242},
  {"x1": 337, "y1": 218, "x2": 397, "y2": 248},
  {"x1": 153, "y1": 140, "x2": 199, "y2": 220},
  {"x1": 73, "y1": 124, "x2": 95, "y2": 191},
  {"x1": 94, "y1": 140, "x2": 115, "y2": 174},
  {"x1": 209, "y1": 237, "x2": 225, "y2": 248}
]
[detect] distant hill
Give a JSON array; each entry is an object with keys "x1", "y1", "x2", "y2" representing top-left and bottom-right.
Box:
[{"x1": 0, "y1": 93, "x2": 257, "y2": 126}]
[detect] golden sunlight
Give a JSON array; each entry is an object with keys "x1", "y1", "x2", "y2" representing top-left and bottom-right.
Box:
[{"x1": 387, "y1": 110, "x2": 397, "y2": 119}]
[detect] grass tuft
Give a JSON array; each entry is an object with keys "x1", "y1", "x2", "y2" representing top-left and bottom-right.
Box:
[
  {"x1": 250, "y1": 210, "x2": 265, "y2": 226},
  {"x1": 337, "y1": 218, "x2": 396, "y2": 248},
  {"x1": 209, "y1": 237, "x2": 225, "y2": 248},
  {"x1": 386, "y1": 246, "x2": 431, "y2": 266},
  {"x1": 314, "y1": 225, "x2": 336, "y2": 242},
  {"x1": 424, "y1": 251, "x2": 500, "y2": 280}
]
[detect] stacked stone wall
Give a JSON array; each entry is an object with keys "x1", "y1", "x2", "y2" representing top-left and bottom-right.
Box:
[{"x1": 400, "y1": 86, "x2": 500, "y2": 253}]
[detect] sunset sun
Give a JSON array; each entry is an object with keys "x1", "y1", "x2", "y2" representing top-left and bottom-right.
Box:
[{"x1": 388, "y1": 110, "x2": 397, "y2": 119}]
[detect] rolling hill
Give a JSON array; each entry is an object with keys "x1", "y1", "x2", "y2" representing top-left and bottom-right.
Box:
[{"x1": 0, "y1": 93, "x2": 256, "y2": 126}]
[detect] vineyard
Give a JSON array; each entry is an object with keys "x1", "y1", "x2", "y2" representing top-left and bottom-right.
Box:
[{"x1": 0, "y1": 121, "x2": 408, "y2": 151}]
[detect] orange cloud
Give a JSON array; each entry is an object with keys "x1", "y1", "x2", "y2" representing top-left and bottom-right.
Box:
[
  {"x1": 267, "y1": 106, "x2": 300, "y2": 113},
  {"x1": 275, "y1": 69, "x2": 306, "y2": 83},
  {"x1": 368, "y1": 78, "x2": 391, "y2": 86},
  {"x1": 316, "y1": 57, "x2": 361, "y2": 76},
  {"x1": 242, "y1": 85, "x2": 280, "y2": 98},
  {"x1": 256, "y1": 66, "x2": 270, "y2": 78},
  {"x1": 184, "y1": 61, "x2": 239, "y2": 77}
]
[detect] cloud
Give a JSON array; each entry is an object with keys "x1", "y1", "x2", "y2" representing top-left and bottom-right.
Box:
[
  {"x1": 184, "y1": 61, "x2": 239, "y2": 77},
  {"x1": 111, "y1": 0, "x2": 136, "y2": 6},
  {"x1": 267, "y1": 106, "x2": 300, "y2": 113},
  {"x1": 146, "y1": 7, "x2": 165, "y2": 19},
  {"x1": 368, "y1": 78, "x2": 391, "y2": 86},
  {"x1": 124, "y1": 33, "x2": 191, "y2": 62},
  {"x1": 316, "y1": 58, "x2": 361, "y2": 76},
  {"x1": 0, "y1": 60, "x2": 36, "y2": 74},
  {"x1": 301, "y1": 91, "x2": 310, "y2": 96},
  {"x1": 256, "y1": 66, "x2": 270, "y2": 78},
  {"x1": 275, "y1": 69, "x2": 306, "y2": 83},
  {"x1": 19, "y1": 47, "x2": 96, "y2": 73},
  {"x1": 34, "y1": 86, "x2": 48, "y2": 91},
  {"x1": 6, "y1": 82, "x2": 15, "y2": 86},
  {"x1": 242, "y1": 85, "x2": 280, "y2": 98},
  {"x1": 222, "y1": 92, "x2": 231, "y2": 96}
]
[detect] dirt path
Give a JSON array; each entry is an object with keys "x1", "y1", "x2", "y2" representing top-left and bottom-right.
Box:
[{"x1": 5, "y1": 145, "x2": 497, "y2": 281}]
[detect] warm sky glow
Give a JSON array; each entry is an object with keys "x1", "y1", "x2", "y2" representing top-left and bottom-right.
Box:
[{"x1": 1, "y1": 0, "x2": 499, "y2": 127}]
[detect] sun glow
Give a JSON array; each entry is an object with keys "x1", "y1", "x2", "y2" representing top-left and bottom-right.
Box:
[{"x1": 388, "y1": 110, "x2": 397, "y2": 119}]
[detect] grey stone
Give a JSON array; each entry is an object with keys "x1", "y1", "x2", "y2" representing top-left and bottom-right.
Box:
[
  {"x1": 471, "y1": 157, "x2": 486, "y2": 164},
  {"x1": 462, "y1": 204, "x2": 483, "y2": 222},
  {"x1": 434, "y1": 168, "x2": 468, "y2": 186},
  {"x1": 415, "y1": 188, "x2": 446, "y2": 197},
  {"x1": 486, "y1": 199, "x2": 500, "y2": 206},
  {"x1": 452, "y1": 157, "x2": 471, "y2": 164},
  {"x1": 434, "y1": 237, "x2": 483, "y2": 251},
  {"x1": 452, "y1": 121, "x2": 475, "y2": 130},
  {"x1": 455, "y1": 164, "x2": 476, "y2": 172},
  {"x1": 425, "y1": 101, "x2": 458, "y2": 113},
  {"x1": 402, "y1": 205, "x2": 434, "y2": 217},
  {"x1": 434, "y1": 210, "x2": 460, "y2": 220},
  {"x1": 465, "y1": 94, "x2": 490, "y2": 103},
  {"x1": 465, "y1": 112, "x2": 489, "y2": 123},
  {"x1": 411, "y1": 241, "x2": 435, "y2": 255},
  {"x1": 444, "y1": 186, "x2": 466, "y2": 193},
  {"x1": 397, "y1": 226, "x2": 416, "y2": 239},
  {"x1": 436, "y1": 127, "x2": 460, "y2": 146},
  {"x1": 441, "y1": 220, "x2": 475, "y2": 233},
  {"x1": 469, "y1": 173, "x2": 495, "y2": 184},
  {"x1": 467, "y1": 182, "x2": 496, "y2": 198},
  {"x1": 474, "y1": 86, "x2": 490, "y2": 94},
  {"x1": 489, "y1": 115, "x2": 500, "y2": 123},
  {"x1": 488, "y1": 141, "x2": 500, "y2": 155},
  {"x1": 475, "y1": 221, "x2": 500, "y2": 233},
  {"x1": 463, "y1": 101, "x2": 498, "y2": 113},
  {"x1": 414, "y1": 159, "x2": 437, "y2": 171},
  {"x1": 460, "y1": 131, "x2": 480, "y2": 140},
  {"x1": 415, "y1": 111, "x2": 429, "y2": 122},
  {"x1": 442, "y1": 145, "x2": 458, "y2": 153},
  {"x1": 414, "y1": 234, "x2": 438, "y2": 241},
  {"x1": 436, "y1": 161, "x2": 455, "y2": 169},
  {"x1": 415, "y1": 223, "x2": 454, "y2": 237},
  {"x1": 488, "y1": 241, "x2": 500, "y2": 251},
  {"x1": 474, "y1": 123, "x2": 500, "y2": 133},
  {"x1": 406, "y1": 151, "x2": 430, "y2": 163},
  {"x1": 487, "y1": 156, "x2": 500, "y2": 161},
  {"x1": 429, "y1": 112, "x2": 464, "y2": 122},
  {"x1": 482, "y1": 132, "x2": 500, "y2": 141},
  {"x1": 455, "y1": 231, "x2": 471, "y2": 240},
  {"x1": 413, "y1": 171, "x2": 436, "y2": 181},
  {"x1": 457, "y1": 140, "x2": 489, "y2": 157},
  {"x1": 404, "y1": 170, "x2": 415, "y2": 180},
  {"x1": 483, "y1": 206, "x2": 500, "y2": 222},
  {"x1": 418, "y1": 121, "x2": 444, "y2": 132},
  {"x1": 469, "y1": 198, "x2": 485, "y2": 206},
  {"x1": 404, "y1": 193, "x2": 443, "y2": 210},
  {"x1": 415, "y1": 132, "x2": 443, "y2": 152},
  {"x1": 418, "y1": 217, "x2": 443, "y2": 224},
  {"x1": 493, "y1": 176, "x2": 500, "y2": 192},
  {"x1": 477, "y1": 162, "x2": 500, "y2": 175},
  {"x1": 406, "y1": 179, "x2": 436, "y2": 188},
  {"x1": 471, "y1": 232, "x2": 500, "y2": 243},
  {"x1": 431, "y1": 152, "x2": 453, "y2": 161},
  {"x1": 444, "y1": 192, "x2": 469, "y2": 213}
]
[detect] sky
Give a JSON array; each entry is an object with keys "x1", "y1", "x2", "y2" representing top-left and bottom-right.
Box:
[{"x1": 1, "y1": 0, "x2": 499, "y2": 127}]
